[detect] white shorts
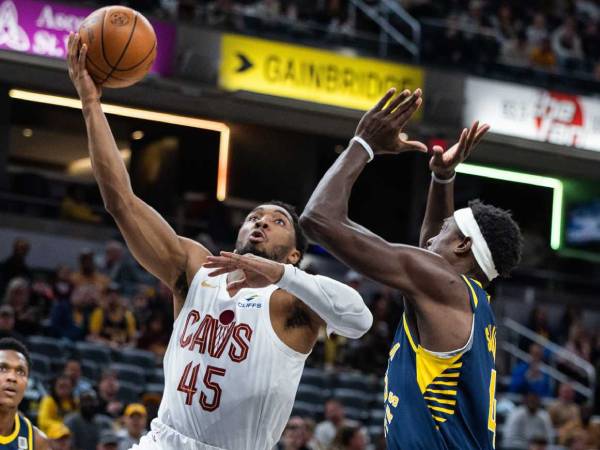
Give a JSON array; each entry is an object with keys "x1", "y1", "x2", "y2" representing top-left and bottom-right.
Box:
[{"x1": 131, "y1": 419, "x2": 226, "y2": 450}]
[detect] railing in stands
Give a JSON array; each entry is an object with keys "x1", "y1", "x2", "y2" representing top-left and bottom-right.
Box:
[
  {"x1": 501, "y1": 317, "x2": 596, "y2": 402},
  {"x1": 348, "y1": 0, "x2": 420, "y2": 59}
]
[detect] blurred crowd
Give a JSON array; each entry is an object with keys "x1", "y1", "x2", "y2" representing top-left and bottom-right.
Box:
[
  {"x1": 403, "y1": 0, "x2": 600, "y2": 78},
  {"x1": 1, "y1": 235, "x2": 600, "y2": 450}
]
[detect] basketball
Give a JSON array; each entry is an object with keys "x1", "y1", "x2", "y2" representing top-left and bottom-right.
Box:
[{"x1": 78, "y1": 6, "x2": 157, "y2": 88}]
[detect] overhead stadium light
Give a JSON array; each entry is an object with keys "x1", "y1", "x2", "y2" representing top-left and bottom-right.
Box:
[
  {"x1": 8, "y1": 89, "x2": 231, "y2": 201},
  {"x1": 457, "y1": 163, "x2": 563, "y2": 250}
]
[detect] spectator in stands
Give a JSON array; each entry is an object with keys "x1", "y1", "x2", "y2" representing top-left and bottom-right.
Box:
[
  {"x1": 64, "y1": 390, "x2": 113, "y2": 450},
  {"x1": 136, "y1": 312, "x2": 170, "y2": 358},
  {"x1": 100, "y1": 241, "x2": 139, "y2": 296},
  {"x1": 63, "y1": 359, "x2": 93, "y2": 398},
  {"x1": 330, "y1": 424, "x2": 367, "y2": 450},
  {"x1": 491, "y1": 3, "x2": 519, "y2": 43},
  {"x1": 303, "y1": 417, "x2": 324, "y2": 450},
  {"x1": 278, "y1": 416, "x2": 310, "y2": 450},
  {"x1": 551, "y1": 17, "x2": 584, "y2": 69},
  {"x1": 117, "y1": 403, "x2": 148, "y2": 450},
  {"x1": 548, "y1": 383, "x2": 582, "y2": 444},
  {"x1": 314, "y1": 399, "x2": 361, "y2": 448},
  {"x1": 529, "y1": 37, "x2": 557, "y2": 70},
  {"x1": 38, "y1": 374, "x2": 78, "y2": 434},
  {"x1": 526, "y1": 13, "x2": 549, "y2": 47},
  {"x1": 4, "y1": 277, "x2": 41, "y2": 336},
  {"x1": 88, "y1": 283, "x2": 137, "y2": 348},
  {"x1": 0, "y1": 238, "x2": 31, "y2": 289},
  {"x1": 60, "y1": 185, "x2": 102, "y2": 224},
  {"x1": 97, "y1": 430, "x2": 121, "y2": 450},
  {"x1": 502, "y1": 391, "x2": 554, "y2": 449},
  {"x1": 509, "y1": 343, "x2": 552, "y2": 398},
  {"x1": 71, "y1": 249, "x2": 110, "y2": 292},
  {"x1": 575, "y1": 0, "x2": 600, "y2": 21},
  {"x1": 500, "y1": 30, "x2": 531, "y2": 67},
  {"x1": 97, "y1": 369, "x2": 124, "y2": 418},
  {"x1": 52, "y1": 265, "x2": 74, "y2": 301},
  {"x1": 520, "y1": 306, "x2": 553, "y2": 350},
  {"x1": 560, "y1": 322, "x2": 592, "y2": 383},
  {"x1": 558, "y1": 405, "x2": 600, "y2": 449},
  {"x1": 0, "y1": 305, "x2": 24, "y2": 341},
  {"x1": 47, "y1": 423, "x2": 73, "y2": 450},
  {"x1": 131, "y1": 287, "x2": 153, "y2": 331},
  {"x1": 50, "y1": 284, "x2": 96, "y2": 341}
]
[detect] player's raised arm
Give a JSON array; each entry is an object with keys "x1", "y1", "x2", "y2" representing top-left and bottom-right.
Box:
[
  {"x1": 419, "y1": 122, "x2": 490, "y2": 248},
  {"x1": 300, "y1": 89, "x2": 466, "y2": 302},
  {"x1": 67, "y1": 33, "x2": 209, "y2": 309}
]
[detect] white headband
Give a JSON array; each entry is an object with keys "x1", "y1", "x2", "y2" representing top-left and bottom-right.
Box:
[{"x1": 453, "y1": 207, "x2": 499, "y2": 281}]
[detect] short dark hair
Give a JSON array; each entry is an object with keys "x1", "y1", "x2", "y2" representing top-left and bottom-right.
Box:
[
  {"x1": 0, "y1": 338, "x2": 31, "y2": 372},
  {"x1": 265, "y1": 200, "x2": 308, "y2": 264},
  {"x1": 469, "y1": 199, "x2": 523, "y2": 278}
]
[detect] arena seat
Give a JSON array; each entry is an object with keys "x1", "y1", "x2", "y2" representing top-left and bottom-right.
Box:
[
  {"x1": 30, "y1": 354, "x2": 52, "y2": 382},
  {"x1": 118, "y1": 381, "x2": 143, "y2": 404},
  {"x1": 27, "y1": 336, "x2": 64, "y2": 358},
  {"x1": 295, "y1": 384, "x2": 324, "y2": 405},
  {"x1": 75, "y1": 342, "x2": 112, "y2": 366},
  {"x1": 110, "y1": 363, "x2": 145, "y2": 385},
  {"x1": 114, "y1": 348, "x2": 157, "y2": 370}
]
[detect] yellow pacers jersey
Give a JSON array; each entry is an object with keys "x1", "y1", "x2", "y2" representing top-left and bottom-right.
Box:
[
  {"x1": 0, "y1": 414, "x2": 34, "y2": 450},
  {"x1": 384, "y1": 276, "x2": 497, "y2": 450}
]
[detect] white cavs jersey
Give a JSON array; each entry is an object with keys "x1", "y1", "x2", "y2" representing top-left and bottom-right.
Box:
[{"x1": 157, "y1": 267, "x2": 309, "y2": 450}]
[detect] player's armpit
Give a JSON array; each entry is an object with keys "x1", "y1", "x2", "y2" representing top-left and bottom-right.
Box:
[{"x1": 269, "y1": 290, "x2": 320, "y2": 354}]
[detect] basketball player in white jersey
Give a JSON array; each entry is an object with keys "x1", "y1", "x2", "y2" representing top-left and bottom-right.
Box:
[{"x1": 67, "y1": 33, "x2": 372, "y2": 450}]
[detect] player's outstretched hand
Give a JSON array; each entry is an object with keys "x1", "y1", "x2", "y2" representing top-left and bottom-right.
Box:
[
  {"x1": 429, "y1": 121, "x2": 490, "y2": 179},
  {"x1": 67, "y1": 32, "x2": 102, "y2": 105},
  {"x1": 354, "y1": 87, "x2": 427, "y2": 156},
  {"x1": 204, "y1": 251, "x2": 285, "y2": 295}
]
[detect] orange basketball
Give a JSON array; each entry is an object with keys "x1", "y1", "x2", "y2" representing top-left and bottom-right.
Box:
[{"x1": 78, "y1": 6, "x2": 157, "y2": 88}]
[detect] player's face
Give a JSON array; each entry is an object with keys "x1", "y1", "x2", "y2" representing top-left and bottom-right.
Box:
[
  {"x1": 0, "y1": 350, "x2": 28, "y2": 409},
  {"x1": 235, "y1": 205, "x2": 301, "y2": 265},
  {"x1": 425, "y1": 217, "x2": 465, "y2": 261}
]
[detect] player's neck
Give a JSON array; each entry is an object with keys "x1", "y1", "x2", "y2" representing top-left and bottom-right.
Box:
[{"x1": 0, "y1": 407, "x2": 17, "y2": 437}]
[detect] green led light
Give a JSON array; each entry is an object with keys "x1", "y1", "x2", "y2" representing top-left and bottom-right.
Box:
[{"x1": 457, "y1": 163, "x2": 563, "y2": 250}]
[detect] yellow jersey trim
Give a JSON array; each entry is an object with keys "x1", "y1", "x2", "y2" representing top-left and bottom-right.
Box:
[
  {"x1": 25, "y1": 416, "x2": 33, "y2": 450},
  {"x1": 428, "y1": 405, "x2": 455, "y2": 415},
  {"x1": 424, "y1": 396, "x2": 456, "y2": 405},
  {"x1": 403, "y1": 314, "x2": 418, "y2": 353},
  {"x1": 0, "y1": 413, "x2": 20, "y2": 444},
  {"x1": 462, "y1": 275, "x2": 479, "y2": 307}
]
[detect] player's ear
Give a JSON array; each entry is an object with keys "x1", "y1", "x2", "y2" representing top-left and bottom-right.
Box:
[
  {"x1": 287, "y1": 249, "x2": 301, "y2": 266},
  {"x1": 455, "y1": 236, "x2": 472, "y2": 255}
]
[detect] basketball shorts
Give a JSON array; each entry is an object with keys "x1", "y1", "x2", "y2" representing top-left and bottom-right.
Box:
[{"x1": 130, "y1": 418, "x2": 226, "y2": 450}]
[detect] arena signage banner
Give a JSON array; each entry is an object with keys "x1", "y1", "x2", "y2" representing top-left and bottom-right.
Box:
[
  {"x1": 0, "y1": 0, "x2": 175, "y2": 75},
  {"x1": 464, "y1": 77, "x2": 600, "y2": 152},
  {"x1": 219, "y1": 34, "x2": 424, "y2": 111}
]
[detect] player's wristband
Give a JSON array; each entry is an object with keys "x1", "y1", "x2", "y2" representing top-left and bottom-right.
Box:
[
  {"x1": 350, "y1": 136, "x2": 374, "y2": 162},
  {"x1": 432, "y1": 171, "x2": 456, "y2": 184}
]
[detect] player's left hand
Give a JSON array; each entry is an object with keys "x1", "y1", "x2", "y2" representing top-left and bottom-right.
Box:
[
  {"x1": 429, "y1": 121, "x2": 490, "y2": 179},
  {"x1": 354, "y1": 87, "x2": 427, "y2": 156},
  {"x1": 204, "y1": 251, "x2": 285, "y2": 295}
]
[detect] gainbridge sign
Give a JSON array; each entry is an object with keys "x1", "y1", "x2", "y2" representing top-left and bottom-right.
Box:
[
  {"x1": 464, "y1": 77, "x2": 600, "y2": 152},
  {"x1": 219, "y1": 34, "x2": 424, "y2": 112}
]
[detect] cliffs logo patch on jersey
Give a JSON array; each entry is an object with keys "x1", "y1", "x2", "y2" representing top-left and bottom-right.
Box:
[
  {"x1": 18, "y1": 436, "x2": 28, "y2": 449},
  {"x1": 179, "y1": 309, "x2": 253, "y2": 363},
  {"x1": 238, "y1": 294, "x2": 262, "y2": 309}
]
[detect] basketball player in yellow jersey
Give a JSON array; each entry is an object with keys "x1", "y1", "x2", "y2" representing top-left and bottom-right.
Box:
[
  {"x1": 0, "y1": 338, "x2": 49, "y2": 449},
  {"x1": 302, "y1": 89, "x2": 523, "y2": 449}
]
